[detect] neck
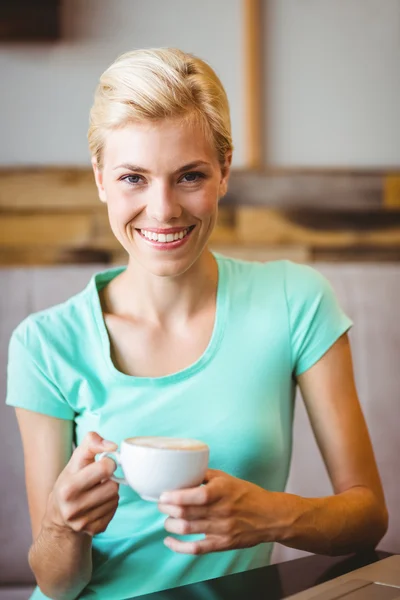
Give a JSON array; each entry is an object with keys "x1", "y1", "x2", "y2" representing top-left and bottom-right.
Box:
[{"x1": 103, "y1": 249, "x2": 218, "y2": 327}]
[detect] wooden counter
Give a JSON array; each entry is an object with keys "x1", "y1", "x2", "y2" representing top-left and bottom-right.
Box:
[{"x1": 1, "y1": 168, "x2": 400, "y2": 265}]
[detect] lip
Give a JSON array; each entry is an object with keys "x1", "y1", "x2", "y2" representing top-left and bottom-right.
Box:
[
  {"x1": 135, "y1": 226, "x2": 194, "y2": 234},
  {"x1": 136, "y1": 225, "x2": 195, "y2": 251}
]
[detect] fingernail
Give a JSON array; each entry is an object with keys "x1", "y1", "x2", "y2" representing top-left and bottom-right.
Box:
[{"x1": 159, "y1": 493, "x2": 171, "y2": 503}]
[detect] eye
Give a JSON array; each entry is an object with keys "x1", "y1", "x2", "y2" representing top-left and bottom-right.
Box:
[
  {"x1": 120, "y1": 174, "x2": 144, "y2": 185},
  {"x1": 180, "y1": 171, "x2": 205, "y2": 183}
]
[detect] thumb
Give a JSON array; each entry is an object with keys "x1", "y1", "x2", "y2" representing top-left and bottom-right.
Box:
[{"x1": 69, "y1": 431, "x2": 117, "y2": 472}]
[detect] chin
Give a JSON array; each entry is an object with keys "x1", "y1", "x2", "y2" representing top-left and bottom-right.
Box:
[{"x1": 131, "y1": 253, "x2": 199, "y2": 279}]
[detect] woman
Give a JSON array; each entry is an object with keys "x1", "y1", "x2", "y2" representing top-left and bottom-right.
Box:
[{"x1": 6, "y1": 48, "x2": 388, "y2": 600}]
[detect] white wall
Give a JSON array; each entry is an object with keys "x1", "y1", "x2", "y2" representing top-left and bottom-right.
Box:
[
  {"x1": 1, "y1": 0, "x2": 399, "y2": 169},
  {"x1": 266, "y1": 0, "x2": 400, "y2": 168},
  {"x1": 0, "y1": 0, "x2": 245, "y2": 167}
]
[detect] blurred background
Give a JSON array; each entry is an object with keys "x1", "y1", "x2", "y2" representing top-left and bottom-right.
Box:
[
  {"x1": 1, "y1": 0, "x2": 399, "y2": 265},
  {"x1": 1, "y1": 1, "x2": 400, "y2": 596}
]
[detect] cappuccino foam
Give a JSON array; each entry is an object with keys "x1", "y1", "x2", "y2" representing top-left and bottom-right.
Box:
[{"x1": 126, "y1": 436, "x2": 208, "y2": 451}]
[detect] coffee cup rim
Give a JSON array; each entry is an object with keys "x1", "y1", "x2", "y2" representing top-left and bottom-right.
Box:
[{"x1": 123, "y1": 436, "x2": 209, "y2": 452}]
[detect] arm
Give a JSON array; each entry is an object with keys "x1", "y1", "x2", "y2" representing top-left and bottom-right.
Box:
[
  {"x1": 17, "y1": 409, "x2": 91, "y2": 600},
  {"x1": 157, "y1": 334, "x2": 388, "y2": 556},
  {"x1": 279, "y1": 332, "x2": 388, "y2": 554},
  {"x1": 16, "y1": 409, "x2": 118, "y2": 600}
]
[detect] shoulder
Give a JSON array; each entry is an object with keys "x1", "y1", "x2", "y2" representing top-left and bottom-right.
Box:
[
  {"x1": 276, "y1": 262, "x2": 347, "y2": 344},
  {"x1": 216, "y1": 254, "x2": 333, "y2": 293},
  {"x1": 282, "y1": 260, "x2": 335, "y2": 302},
  {"x1": 10, "y1": 276, "x2": 95, "y2": 355},
  {"x1": 216, "y1": 254, "x2": 343, "y2": 323},
  {"x1": 283, "y1": 263, "x2": 352, "y2": 375},
  {"x1": 215, "y1": 253, "x2": 287, "y2": 287},
  {"x1": 9, "y1": 265, "x2": 125, "y2": 360},
  {"x1": 216, "y1": 254, "x2": 329, "y2": 296}
]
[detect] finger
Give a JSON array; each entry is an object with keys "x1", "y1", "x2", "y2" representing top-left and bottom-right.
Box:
[
  {"x1": 164, "y1": 517, "x2": 225, "y2": 536},
  {"x1": 73, "y1": 457, "x2": 118, "y2": 492},
  {"x1": 164, "y1": 535, "x2": 222, "y2": 555},
  {"x1": 203, "y1": 469, "x2": 224, "y2": 482},
  {"x1": 82, "y1": 503, "x2": 119, "y2": 536},
  {"x1": 68, "y1": 496, "x2": 119, "y2": 534},
  {"x1": 159, "y1": 482, "x2": 221, "y2": 507},
  {"x1": 158, "y1": 503, "x2": 208, "y2": 520},
  {"x1": 68, "y1": 479, "x2": 119, "y2": 517},
  {"x1": 84, "y1": 496, "x2": 119, "y2": 527},
  {"x1": 68, "y1": 432, "x2": 117, "y2": 472}
]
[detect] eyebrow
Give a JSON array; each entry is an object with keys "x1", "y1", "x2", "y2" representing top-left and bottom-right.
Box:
[{"x1": 112, "y1": 160, "x2": 211, "y2": 174}]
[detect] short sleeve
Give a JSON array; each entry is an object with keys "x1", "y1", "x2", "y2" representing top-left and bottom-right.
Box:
[
  {"x1": 6, "y1": 324, "x2": 75, "y2": 420},
  {"x1": 284, "y1": 261, "x2": 353, "y2": 377}
]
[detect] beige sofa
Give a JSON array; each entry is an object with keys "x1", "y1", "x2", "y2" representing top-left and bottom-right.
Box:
[{"x1": 1, "y1": 263, "x2": 399, "y2": 599}]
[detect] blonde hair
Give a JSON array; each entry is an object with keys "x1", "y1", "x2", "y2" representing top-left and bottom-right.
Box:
[{"x1": 88, "y1": 48, "x2": 233, "y2": 169}]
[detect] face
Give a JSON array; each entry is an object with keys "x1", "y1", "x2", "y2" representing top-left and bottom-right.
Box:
[{"x1": 92, "y1": 118, "x2": 231, "y2": 278}]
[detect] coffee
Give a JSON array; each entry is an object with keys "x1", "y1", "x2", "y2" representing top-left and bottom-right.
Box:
[{"x1": 126, "y1": 436, "x2": 207, "y2": 451}]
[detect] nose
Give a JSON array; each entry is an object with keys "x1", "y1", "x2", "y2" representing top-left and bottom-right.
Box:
[{"x1": 146, "y1": 182, "x2": 182, "y2": 223}]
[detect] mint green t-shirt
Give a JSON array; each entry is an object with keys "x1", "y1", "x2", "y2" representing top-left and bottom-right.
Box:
[{"x1": 6, "y1": 256, "x2": 352, "y2": 600}]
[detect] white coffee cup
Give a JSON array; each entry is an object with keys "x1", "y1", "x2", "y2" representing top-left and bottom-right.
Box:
[{"x1": 97, "y1": 436, "x2": 209, "y2": 502}]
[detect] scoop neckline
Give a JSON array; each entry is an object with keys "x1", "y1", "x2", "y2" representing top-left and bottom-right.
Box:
[{"x1": 89, "y1": 254, "x2": 229, "y2": 385}]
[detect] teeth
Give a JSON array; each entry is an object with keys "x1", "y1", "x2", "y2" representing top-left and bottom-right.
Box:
[{"x1": 140, "y1": 228, "x2": 190, "y2": 243}]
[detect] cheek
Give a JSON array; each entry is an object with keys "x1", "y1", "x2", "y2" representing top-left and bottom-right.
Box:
[
  {"x1": 104, "y1": 202, "x2": 138, "y2": 248},
  {"x1": 106, "y1": 189, "x2": 143, "y2": 224},
  {"x1": 105, "y1": 205, "x2": 126, "y2": 245},
  {"x1": 188, "y1": 191, "x2": 218, "y2": 219}
]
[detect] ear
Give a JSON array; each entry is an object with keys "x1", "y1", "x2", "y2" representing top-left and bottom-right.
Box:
[
  {"x1": 91, "y1": 157, "x2": 107, "y2": 203},
  {"x1": 219, "y1": 151, "x2": 232, "y2": 199}
]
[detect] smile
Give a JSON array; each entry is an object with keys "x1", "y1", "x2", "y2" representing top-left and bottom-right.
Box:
[{"x1": 137, "y1": 226, "x2": 195, "y2": 244}]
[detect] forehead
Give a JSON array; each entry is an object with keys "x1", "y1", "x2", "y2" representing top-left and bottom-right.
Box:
[{"x1": 103, "y1": 118, "x2": 218, "y2": 169}]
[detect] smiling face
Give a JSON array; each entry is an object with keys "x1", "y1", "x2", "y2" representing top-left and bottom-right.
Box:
[{"x1": 92, "y1": 118, "x2": 231, "y2": 278}]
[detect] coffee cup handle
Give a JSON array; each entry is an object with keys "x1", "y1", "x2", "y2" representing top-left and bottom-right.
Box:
[{"x1": 97, "y1": 450, "x2": 129, "y2": 485}]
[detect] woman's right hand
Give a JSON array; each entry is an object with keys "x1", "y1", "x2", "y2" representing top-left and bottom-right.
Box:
[{"x1": 44, "y1": 431, "x2": 120, "y2": 537}]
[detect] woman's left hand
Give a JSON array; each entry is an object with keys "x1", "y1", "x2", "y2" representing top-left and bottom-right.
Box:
[{"x1": 157, "y1": 469, "x2": 280, "y2": 555}]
